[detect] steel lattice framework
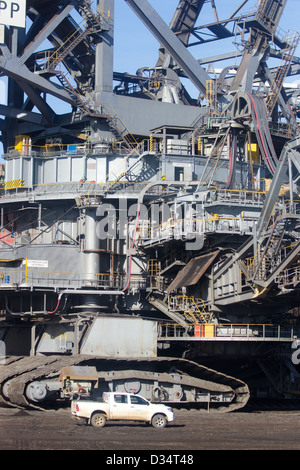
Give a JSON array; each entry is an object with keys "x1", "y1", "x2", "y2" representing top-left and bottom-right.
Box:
[{"x1": 0, "y1": 0, "x2": 298, "y2": 152}]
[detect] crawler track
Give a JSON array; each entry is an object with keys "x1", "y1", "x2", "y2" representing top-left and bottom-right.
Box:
[{"x1": 0, "y1": 355, "x2": 250, "y2": 412}]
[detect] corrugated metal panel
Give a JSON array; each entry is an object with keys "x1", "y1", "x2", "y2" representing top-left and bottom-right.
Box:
[{"x1": 167, "y1": 250, "x2": 220, "y2": 292}]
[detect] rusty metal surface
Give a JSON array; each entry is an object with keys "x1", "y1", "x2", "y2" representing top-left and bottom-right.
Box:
[{"x1": 167, "y1": 250, "x2": 220, "y2": 292}]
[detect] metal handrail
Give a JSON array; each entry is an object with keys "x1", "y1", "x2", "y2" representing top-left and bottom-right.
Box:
[{"x1": 158, "y1": 322, "x2": 299, "y2": 341}]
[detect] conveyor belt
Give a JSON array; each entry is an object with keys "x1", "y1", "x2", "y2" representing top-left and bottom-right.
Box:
[{"x1": 247, "y1": 93, "x2": 278, "y2": 174}]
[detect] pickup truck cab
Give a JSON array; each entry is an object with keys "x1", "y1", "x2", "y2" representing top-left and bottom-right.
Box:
[{"x1": 71, "y1": 392, "x2": 174, "y2": 428}]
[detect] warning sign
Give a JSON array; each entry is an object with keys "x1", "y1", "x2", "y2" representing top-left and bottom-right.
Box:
[{"x1": 0, "y1": 0, "x2": 26, "y2": 28}]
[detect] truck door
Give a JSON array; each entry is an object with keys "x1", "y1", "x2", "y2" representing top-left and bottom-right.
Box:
[
  {"x1": 110, "y1": 394, "x2": 130, "y2": 419},
  {"x1": 129, "y1": 394, "x2": 151, "y2": 421}
]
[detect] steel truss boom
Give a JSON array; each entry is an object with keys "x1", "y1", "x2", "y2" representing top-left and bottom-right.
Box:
[
  {"x1": 230, "y1": 0, "x2": 288, "y2": 93},
  {"x1": 156, "y1": 0, "x2": 206, "y2": 67},
  {"x1": 169, "y1": 0, "x2": 206, "y2": 46},
  {"x1": 124, "y1": 0, "x2": 215, "y2": 98}
]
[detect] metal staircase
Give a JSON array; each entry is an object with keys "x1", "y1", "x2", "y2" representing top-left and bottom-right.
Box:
[
  {"x1": 53, "y1": 68, "x2": 92, "y2": 114},
  {"x1": 147, "y1": 296, "x2": 190, "y2": 328},
  {"x1": 266, "y1": 31, "x2": 300, "y2": 116},
  {"x1": 48, "y1": 63, "x2": 137, "y2": 152},
  {"x1": 256, "y1": 0, "x2": 288, "y2": 34},
  {"x1": 182, "y1": 113, "x2": 209, "y2": 143},
  {"x1": 169, "y1": 295, "x2": 211, "y2": 324},
  {"x1": 252, "y1": 216, "x2": 288, "y2": 281},
  {"x1": 105, "y1": 113, "x2": 136, "y2": 151},
  {"x1": 107, "y1": 150, "x2": 150, "y2": 190},
  {"x1": 35, "y1": 2, "x2": 136, "y2": 152},
  {"x1": 44, "y1": 1, "x2": 110, "y2": 71}
]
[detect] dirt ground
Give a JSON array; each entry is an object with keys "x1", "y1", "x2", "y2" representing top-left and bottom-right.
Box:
[{"x1": 0, "y1": 404, "x2": 300, "y2": 453}]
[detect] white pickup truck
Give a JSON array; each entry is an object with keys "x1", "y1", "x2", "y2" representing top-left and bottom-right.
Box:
[{"x1": 71, "y1": 392, "x2": 174, "y2": 428}]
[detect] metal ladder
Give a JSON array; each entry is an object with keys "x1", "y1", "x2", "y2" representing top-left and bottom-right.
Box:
[{"x1": 266, "y1": 31, "x2": 300, "y2": 116}]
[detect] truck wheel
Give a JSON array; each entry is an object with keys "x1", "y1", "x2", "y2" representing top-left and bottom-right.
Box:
[
  {"x1": 151, "y1": 414, "x2": 167, "y2": 429},
  {"x1": 91, "y1": 412, "x2": 106, "y2": 428}
]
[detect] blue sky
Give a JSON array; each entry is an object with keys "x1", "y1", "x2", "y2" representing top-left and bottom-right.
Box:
[
  {"x1": 113, "y1": 0, "x2": 300, "y2": 93},
  {"x1": 1, "y1": 0, "x2": 299, "y2": 104},
  {"x1": 0, "y1": 0, "x2": 299, "y2": 139}
]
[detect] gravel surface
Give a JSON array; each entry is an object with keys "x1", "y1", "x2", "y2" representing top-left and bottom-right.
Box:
[{"x1": 0, "y1": 405, "x2": 299, "y2": 451}]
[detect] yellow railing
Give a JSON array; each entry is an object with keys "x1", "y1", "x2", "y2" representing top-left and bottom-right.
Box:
[
  {"x1": 170, "y1": 295, "x2": 212, "y2": 324},
  {"x1": 36, "y1": 5, "x2": 110, "y2": 70}
]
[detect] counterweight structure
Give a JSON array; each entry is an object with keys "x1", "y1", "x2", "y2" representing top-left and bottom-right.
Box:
[{"x1": 0, "y1": 0, "x2": 300, "y2": 409}]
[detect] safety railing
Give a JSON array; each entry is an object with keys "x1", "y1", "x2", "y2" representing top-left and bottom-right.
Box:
[
  {"x1": 275, "y1": 266, "x2": 300, "y2": 287},
  {"x1": 4, "y1": 137, "x2": 159, "y2": 160},
  {"x1": 0, "y1": 180, "x2": 165, "y2": 203},
  {"x1": 205, "y1": 188, "x2": 267, "y2": 206},
  {"x1": 138, "y1": 213, "x2": 257, "y2": 244},
  {"x1": 158, "y1": 323, "x2": 299, "y2": 341},
  {"x1": 35, "y1": 4, "x2": 110, "y2": 72},
  {"x1": 169, "y1": 295, "x2": 211, "y2": 324},
  {"x1": 0, "y1": 269, "x2": 148, "y2": 291}
]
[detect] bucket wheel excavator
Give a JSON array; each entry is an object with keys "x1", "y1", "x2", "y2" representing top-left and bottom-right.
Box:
[{"x1": 0, "y1": 0, "x2": 299, "y2": 411}]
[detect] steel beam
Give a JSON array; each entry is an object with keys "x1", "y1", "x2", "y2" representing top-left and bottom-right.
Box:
[
  {"x1": 156, "y1": 0, "x2": 206, "y2": 68},
  {"x1": 256, "y1": 137, "x2": 300, "y2": 241},
  {"x1": 15, "y1": 81, "x2": 55, "y2": 124},
  {"x1": 0, "y1": 57, "x2": 75, "y2": 106},
  {"x1": 259, "y1": 242, "x2": 300, "y2": 289},
  {"x1": 19, "y1": 2, "x2": 75, "y2": 65},
  {"x1": 95, "y1": 0, "x2": 114, "y2": 93},
  {"x1": 124, "y1": 0, "x2": 214, "y2": 98},
  {"x1": 0, "y1": 104, "x2": 46, "y2": 125},
  {"x1": 169, "y1": 0, "x2": 206, "y2": 46},
  {"x1": 229, "y1": 0, "x2": 250, "y2": 20},
  {"x1": 260, "y1": 63, "x2": 298, "y2": 133},
  {"x1": 230, "y1": 0, "x2": 288, "y2": 94}
]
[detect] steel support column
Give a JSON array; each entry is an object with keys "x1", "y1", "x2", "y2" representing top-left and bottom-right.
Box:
[{"x1": 95, "y1": 0, "x2": 114, "y2": 93}]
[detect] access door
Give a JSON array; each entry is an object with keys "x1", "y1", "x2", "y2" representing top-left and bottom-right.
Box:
[
  {"x1": 129, "y1": 394, "x2": 151, "y2": 421},
  {"x1": 110, "y1": 394, "x2": 130, "y2": 419}
]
